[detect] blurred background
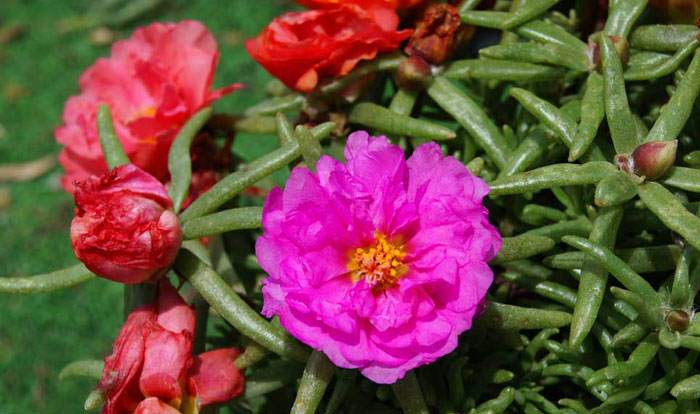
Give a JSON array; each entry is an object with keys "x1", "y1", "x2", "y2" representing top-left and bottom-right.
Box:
[{"x1": 0, "y1": 1, "x2": 292, "y2": 412}]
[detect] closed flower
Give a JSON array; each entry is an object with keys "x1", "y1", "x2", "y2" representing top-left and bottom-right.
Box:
[
  {"x1": 256, "y1": 132, "x2": 501, "y2": 383},
  {"x1": 70, "y1": 164, "x2": 182, "y2": 284},
  {"x1": 245, "y1": 5, "x2": 411, "y2": 93},
  {"x1": 56, "y1": 20, "x2": 241, "y2": 192},
  {"x1": 297, "y1": 0, "x2": 424, "y2": 9},
  {"x1": 98, "y1": 281, "x2": 245, "y2": 414}
]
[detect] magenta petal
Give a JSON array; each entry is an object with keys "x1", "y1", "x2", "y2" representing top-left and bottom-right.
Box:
[{"x1": 257, "y1": 131, "x2": 501, "y2": 384}]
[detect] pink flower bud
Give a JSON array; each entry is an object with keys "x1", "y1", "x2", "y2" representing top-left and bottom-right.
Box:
[
  {"x1": 631, "y1": 140, "x2": 678, "y2": 180},
  {"x1": 70, "y1": 164, "x2": 182, "y2": 284}
]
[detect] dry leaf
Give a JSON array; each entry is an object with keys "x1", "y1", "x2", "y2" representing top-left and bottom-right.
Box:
[
  {"x1": 3, "y1": 83, "x2": 28, "y2": 102},
  {"x1": 0, "y1": 154, "x2": 56, "y2": 182},
  {"x1": 0, "y1": 187, "x2": 10, "y2": 209},
  {"x1": 90, "y1": 26, "x2": 115, "y2": 46},
  {"x1": 0, "y1": 24, "x2": 25, "y2": 45}
]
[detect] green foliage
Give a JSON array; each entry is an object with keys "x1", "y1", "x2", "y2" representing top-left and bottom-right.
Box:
[{"x1": 6, "y1": 0, "x2": 700, "y2": 413}]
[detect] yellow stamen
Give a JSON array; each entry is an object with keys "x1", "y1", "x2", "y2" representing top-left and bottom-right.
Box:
[{"x1": 348, "y1": 232, "x2": 407, "y2": 291}]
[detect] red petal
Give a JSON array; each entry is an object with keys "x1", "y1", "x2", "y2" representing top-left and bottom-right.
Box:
[
  {"x1": 156, "y1": 280, "x2": 195, "y2": 336},
  {"x1": 139, "y1": 328, "x2": 193, "y2": 402},
  {"x1": 134, "y1": 397, "x2": 182, "y2": 414},
  {"x1": 187, "y1": 348, "x2": 245, "y2": 407},
  {"x1": 99, "y1": 305, "x2": 157, "y2": 414}
]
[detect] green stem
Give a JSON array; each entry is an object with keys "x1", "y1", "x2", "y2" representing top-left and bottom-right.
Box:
[
  {"x1": 561, "y1": 236, "x2": 661, "y2": 309},
  {"x1": 489, "y1": 162, "x2": 616, "y2": 196},
  {"x1": 646, "y1": 49, "x2": 700, "y2": 143},
  {"x1": 58, "y1": 359, "x2": 104, "y2": 381},
  {"x1": 291, "y1": 351, "x2": 336, "y2": 414},
  {"x1": 179, "y1": 122, "x2": 334, "y2": 222},
  {"x1": 97, "y1": 104, "x2": 129, "y2": 168},
  {"x1": 349, "y1": 102, "x2": 456, "y2": 141},
  {"x1": 295, "y1": 125, "x2": 324, "y2": 170},
  {"x1": 175, "y1": 250, "x2": 309, "y2": 362},
  {"x1": 427, "y1": 77, "x2": 510, "y2": 170},
  {"x1": 599, "y1": 36, "x2": 637, "y2": 154},
  {"x1": 570, "y1": 206, "x2": 623, "y2": 348},
  {"x1": 637, "y1": 182, "x2": 700, "y2": 251},
  {"x1": 391, "y1": 371, "x2": 429, "y2": 414},
  {"x1": 444, "y1": 59, "x2": 565, "y2": 83},
  {"x1": 181, "y1": 207, "x2": 262, "y2": 240},
  {"x1": 0, "y1": 263, "x2": 95, "y2": 294},
  {"x1": 167, "y1": 107, "x2": 213, "y2": 212},
  {"x1": 475, "y1": 302, "x2": 572, "y2": 330}
]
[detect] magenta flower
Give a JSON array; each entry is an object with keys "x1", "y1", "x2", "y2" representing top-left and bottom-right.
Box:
[{"x1": 256, "y1": 131, "x2": 501, "y2": 383}]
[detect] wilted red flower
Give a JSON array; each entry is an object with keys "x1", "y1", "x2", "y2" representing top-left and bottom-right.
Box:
[
  {"x1": 297, "y1": 0, "x2": 424, "y2": 9},
  {"x1": 98, "y1": 281, "x2": 245, "y2": 414},
  {"x1": 70, "y1": 164, "x2": 182, "y2": 284},
  {"x1": 56, "y1": 20, "x2": 241, "y2": 193},
  {"x1": 245, "y1": 5, "x2": 411, "y2": 92},
  {"x1": 405, "y1": 3, "x2": 461, "y2": 65}
]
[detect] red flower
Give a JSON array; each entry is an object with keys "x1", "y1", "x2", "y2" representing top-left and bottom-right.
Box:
[
  {"x1": 99, "y1": 281, "x2": 245, "y2": 414},
  {"x1": 297, "y1": 0, "x2": 424, "y2": 9},
  {"x1": 56, "y1": 20, "x2": 241, "y2": 193},
  {"x1": 245, "y1": 5, "x2": 411, "y2": 92},
  {"x1": 70, "y1": 164, "x2": 182, "y2": 284}
]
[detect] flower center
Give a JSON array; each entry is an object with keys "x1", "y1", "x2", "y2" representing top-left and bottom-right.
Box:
[{"x1": 348, "y1": 233, "x2": 407, "y2": 291}]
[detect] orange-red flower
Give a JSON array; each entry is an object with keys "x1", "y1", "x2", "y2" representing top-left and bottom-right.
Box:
[
  {"x1": 246, "y1": 4, "x2": 411, "y2": 92},
  {"x1": 70, "y1": 164, "x2": 182, "y2": 284},
  {"x1": 98, "y1": 281, "x2": 244, "y2": 414},
  {"x1": 56, "y1": 20, "x2": 241, "y2": 193},
  {"x1": 297, "y1": 0, "x2": 424, "y2": 9}
]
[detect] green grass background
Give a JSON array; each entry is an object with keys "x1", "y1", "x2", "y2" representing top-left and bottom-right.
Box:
[{"x1": 0, "y1": 1, "x2": 289, "y2": 412}]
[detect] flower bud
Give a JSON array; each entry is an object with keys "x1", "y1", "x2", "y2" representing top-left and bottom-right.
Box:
[
  {"x1": 405, "y1": 3, "x2": 461, "y2": 65},
  {"x1": 666, "y1": 309, "x2": 690, "y2": 332},
  {"x1": 650, "y1": 0, "x2": 700, "y2": 24},
  {"x1": 631, "y1": 140, "x2": 678, "y2": 180},
  {"x1": 70, "y1": 164, "x2": 182, "y2": 284},
  {"x1": 396, "y1": 55, "x2": 432, "y2": 91}
]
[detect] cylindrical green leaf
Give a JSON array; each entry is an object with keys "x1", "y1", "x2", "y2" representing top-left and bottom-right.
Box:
[
  {"x1": 59, "y1": 359, "x2": 104, "y2": 381},
  {"x1": 0, "y1": 263, "x2": 95, "y2": 294},
  {"x1": 179, "y1": 122, "x2": 334, "y2": 222},
  {"x1": 646, "y1": 49, "x2": 700, "y2": 143},
  {"x1": 427, "y1": 77, "x2": 511, "y2": 170},
  {"x1": 476, "y1": 302, "x2": 572, "y2": 330},
  {"x1": 489, "y1": 162, "x2": 616, "y2": 196},
  {"x1": 638, "y1": 181, "x2": 700, "y2": 251},
  {"x1": 175, "y1": 251, "x2": 309, "y2": 362},
  {"x1": 291, "y1": 351, "x2": 336, "y2": 414},
  {"x1": 349, "y1": 102, "x2": 456, "y2": 141},
  {"x1": 97, "y1": 104, "x2": 129, "y2": 169},
  {"x1": 445, "y1": 59, "x2": 565, "y2": 83},
  {"x1": 167, "y1": 107, "x2": 213, "y2": 212},
  {"x1": 182, "y1": 207, "x2": 262, "y2": 239},
  {"x1": 391, "y1": 371, "x2": 429, "y2": 414}
]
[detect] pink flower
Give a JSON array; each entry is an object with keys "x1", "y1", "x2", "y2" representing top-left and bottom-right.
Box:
[
  {"x1": 98, "y1": 281, "x2": 245, "y2": 414},
  {"x1": 70, "y1": 164, "x2": 182, "y2": 284},
  {"x1": 256, "y1": 131, "x2": 501, "y2": 383},
  {"x1": 56, "y1": 20, "x2": 241, "y2": 193}
]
